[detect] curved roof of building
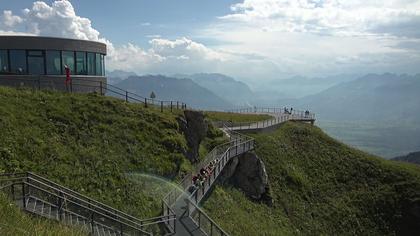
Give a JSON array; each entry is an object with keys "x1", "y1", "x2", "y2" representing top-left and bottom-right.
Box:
[{"x1": 0, "y1": 35, "x2": 106, "y2": 54}]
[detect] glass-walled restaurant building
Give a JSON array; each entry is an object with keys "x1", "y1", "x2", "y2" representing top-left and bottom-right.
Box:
[{"x1": 0, "y1": 36, "x2": 107, "y2": 93}]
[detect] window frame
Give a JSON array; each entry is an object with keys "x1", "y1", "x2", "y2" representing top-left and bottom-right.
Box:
[
  {"x1": 9, "y1": 49, "x2": 28, "y2": 75},
  {"x1": 26, "y1": 49, "x2": 46, "y2": 75}
]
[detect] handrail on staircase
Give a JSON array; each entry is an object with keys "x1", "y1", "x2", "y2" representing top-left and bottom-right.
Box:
[{"x1": 0, "y1": 172, "x2": 178, "y2": 235}]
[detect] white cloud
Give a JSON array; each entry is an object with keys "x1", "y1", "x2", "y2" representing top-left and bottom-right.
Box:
[
  {"x1": 221, "y1": 0, "x2": 420, "y2": 38},
  {"x1": 21, "y1": 0, "x2": 101, "y2": 41},
  {"x1": 1, "y1": 10, "x2": 23, "y2": 28}
]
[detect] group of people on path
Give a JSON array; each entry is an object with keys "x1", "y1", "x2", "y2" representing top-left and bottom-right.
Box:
[
  {"x1": 284, "y1": 107, "x2": 311, "y2": 118},
  {"x1": 189, "y1": 159, "x2": 220, "y2": 194},
  {"x1": 284, "y1": 107, "x2": 293, "y2": 114}
]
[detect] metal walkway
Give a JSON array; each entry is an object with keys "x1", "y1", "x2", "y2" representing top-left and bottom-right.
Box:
[{"x1": 163, "y1": 108, "x2": 316, "y2": 236}]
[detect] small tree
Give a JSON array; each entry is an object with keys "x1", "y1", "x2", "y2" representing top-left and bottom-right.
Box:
[{"x1": 150, "y1": 91, "x2": 156, "y2": 101}]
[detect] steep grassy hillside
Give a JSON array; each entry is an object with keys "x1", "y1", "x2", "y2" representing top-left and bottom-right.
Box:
[
  {"x1": 0, "y1": 193, "x2": 86, "y2": 236},
  {"x1": 204, "y1": 122, "x2": 420, "y2": 235},
  {"x1": 0, "y1": 86, "x2": 192, "y2": 219}
]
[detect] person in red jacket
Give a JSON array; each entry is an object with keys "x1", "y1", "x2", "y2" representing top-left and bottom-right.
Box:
[{"x1": 64, "y1": 65, "x2": 71, "y2": 91}]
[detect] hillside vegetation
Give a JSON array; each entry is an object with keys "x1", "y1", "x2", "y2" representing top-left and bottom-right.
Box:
[
  {"x1": 0, "y1": 86, "x2": 193, "y2": 219},
  {"x1": 204, "y1": 122, "x2": 420, "y2": 235}
]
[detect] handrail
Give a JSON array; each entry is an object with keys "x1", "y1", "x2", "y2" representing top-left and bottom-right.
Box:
[
  {"x1": 24, "y1": 172, "x2": 157, "y2": 226},
  {"x1": 0, "y1": 76, "x2": 188, "y2": 111},
  {"x1": 186, "y1": 196, "x2": 229, "y2": 236},
  {"x1": 3, "y1": 176, "x2": 150, "y2": 232},
  {"x1": 1, "y1": 179, "x2": 152, "y2": 235},
  {"x1": 0, "y1": 173, "x2": 176, "y2": 235}
]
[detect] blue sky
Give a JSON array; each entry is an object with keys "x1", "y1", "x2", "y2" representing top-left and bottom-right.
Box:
[{"x1": 1, "y1": 0, "x2": 420, "y2": 86}]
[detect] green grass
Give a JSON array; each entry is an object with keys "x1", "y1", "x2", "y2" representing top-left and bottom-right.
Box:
[
  {"x1": 204, "y1": 111, "x2": 272, "y2": 123},
  {"x1": 0, "y1": 193, "x2": 86, "y2": 236},
  {"x1": 0, "y1": 86, "x2": 192, "y2": 219},
  {"x1": 204, "y1": 122, "x2": 420, "y2": 236}
]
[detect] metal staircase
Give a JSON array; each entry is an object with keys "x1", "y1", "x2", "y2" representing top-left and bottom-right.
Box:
[{"x1": 0, "y1": 172, "x2": 175, "y2": 236}]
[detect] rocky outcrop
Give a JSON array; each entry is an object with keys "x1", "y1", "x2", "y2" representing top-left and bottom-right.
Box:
[
  {"x1": 220, "y1": 152, "x2": 273, "y2": 206},
  {"x1": 177, "y1": 110, "x2": 208, "y2": 163}
]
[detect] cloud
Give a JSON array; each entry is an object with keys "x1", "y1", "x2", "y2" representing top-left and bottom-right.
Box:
[
  {"x1": 221, "y1": 0, "x2": 420, "y2": 38},
  {"x1": 1, "y1": 10, "x2": 23, "y2": 28},
  {"x1": 146, "y1": 34, "x2": 161, "y2": 38}
]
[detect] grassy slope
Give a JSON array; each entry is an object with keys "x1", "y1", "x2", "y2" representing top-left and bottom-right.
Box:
[
  {"x1": 204, "y1": 122, "x2": 420, "y2": 235},
  {"x1": 204, "y1": 111, "x2": 272, "y2": 123},
  {"x1": 0, "y1": 193, "x2": 86, "y2": 236},
  {"x1": 0, "y1": 86, "x2": 191, "y2": 218}
]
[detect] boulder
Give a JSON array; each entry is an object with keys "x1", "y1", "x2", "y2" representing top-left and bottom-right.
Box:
[
  {"x1": 177, "y1": 110, "x2": 208, "y2": 163},
  {"x1": 221, "y1": 152, "x2": 273, "y2": 206}
]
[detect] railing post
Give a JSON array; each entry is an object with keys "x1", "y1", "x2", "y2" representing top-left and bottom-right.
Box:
[
  {"x1": 11, "y1": 184, "x2": 15, "y2": 200},
  {"x1": 22, "y1": 182, "x2": 26, "y2": 208},
  {"x1": 198, "y1": 211, "x2": 201, "y2": 227},
  {"x1": 90, "y1": 212, "x2": 95, "y2": 234},
  {"x1": 170, "y1": 101, "x2": 173, "y2": 112},
  {"x1": 177, "y1": 101, "x2": 179, "y2": 109},
  {"x1": 58, "y1": 191, "x2": 63, "y2": 221},
  {"x1": 125, "y1": 91, "x2": 128, "y2": 102},
  {"x1": 144, "y1": 98, "x2": 147, "y2": 108},
  {"x1": 161, "y1": 101, "x2": 163, "y2": 112}
]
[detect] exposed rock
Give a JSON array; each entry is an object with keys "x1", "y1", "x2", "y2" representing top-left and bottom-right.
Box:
[
  {"x1": 177, "y1": 110, "x2": 208, "y2": 163},
  {"x1": 400, "y1": 198, "x2": 420, "y2": 235},
  {"x1": 220, "y1": 152, "x2": 273, "y2": 206}
]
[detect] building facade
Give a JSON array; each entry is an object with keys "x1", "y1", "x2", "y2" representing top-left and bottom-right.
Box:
[{"x1": 0, "y1": 36, "x2": 107, "y2": 93}]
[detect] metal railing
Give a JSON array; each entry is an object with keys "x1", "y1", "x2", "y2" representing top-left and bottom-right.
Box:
[
  {"x1": 215, "y1": 110, "x2": 315, "y2": 131},
  {"x1": 0, "y1": 76, "x2": 187, "y2": 112},
  {"x1": 0, "y1": 172, "x2": 176, "y2": 235},
  {"x1": 225, "y1": 107, "x2": 315, "y2": 120}
]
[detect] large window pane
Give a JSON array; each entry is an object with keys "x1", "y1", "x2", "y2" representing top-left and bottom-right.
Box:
[
  {"x1": 101, "y1": 54, "x2": 105, "y2": 76},
  {"x1": 9, "y1": 50, "x2": 27, "y2": 74},
  {"x1": 87, "y1": 52, "x2": 95, "y2": 75},
  {"x1": 62, "y1": 51, "x2": 75, "y2": 74},
  {"x1": 76, "y1": 51, "x2": 87, "y2": 75},
  {"x1": 0, "y1": 50, "x2": 8, "y2": 73},
  {"x1": 27, "y1": 50, "x2": 45, "y2": 75},
  {"x1": 95, "y1": 53, "x2": 102, "y2": 76},
  {"x1": 46, "y1": 50, "x2": 61, "y2": 75}
]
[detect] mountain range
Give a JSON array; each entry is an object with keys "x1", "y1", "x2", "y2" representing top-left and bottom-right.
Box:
[
  {"x1": 285, "y1": 73, "x2": 420, "y2": 124},
  {"x1": 113, "y1": 75, "x2": 232, "y2": 110},
  {"x1": 392, "y1": 151, "x2": 420, "y2": 165},
  {"x1": 174, "y1": 73, "x2": 255, "y2": 106}
]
